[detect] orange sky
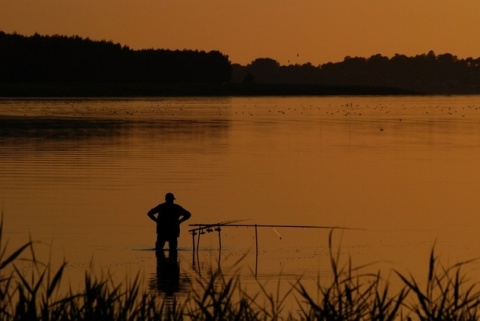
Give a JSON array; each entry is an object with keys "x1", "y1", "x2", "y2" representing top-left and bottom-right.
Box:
[{"x1": 1, "y1": 0, "x2": 480, "y2": 66}]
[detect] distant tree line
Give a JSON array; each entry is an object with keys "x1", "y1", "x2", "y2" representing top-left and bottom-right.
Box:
[
  {"x1": 233, "y1": 52, "x2": 480, "y2": 94},
  {"x1": 0, "y1": 31, "x2": 231, "y2": 85},
  {"x1": 2, "y1": 31, "x2": 480, "y2": 95}
]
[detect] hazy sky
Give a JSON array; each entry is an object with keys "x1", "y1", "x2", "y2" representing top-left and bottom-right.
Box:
[{"x1": 1, "y1": 0, "x2": 480, "y2": 66}]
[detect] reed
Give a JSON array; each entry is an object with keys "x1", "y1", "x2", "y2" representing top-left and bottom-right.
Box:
[
  {"x1": 295, "y1": 231, "x2": 407, "y2": 321},
  {"x1": 2, "y1": 216, "x2": 480, "y2": 321},
  {"x1": 395, "y1": 246, "x2": 480, "y2": 321}
]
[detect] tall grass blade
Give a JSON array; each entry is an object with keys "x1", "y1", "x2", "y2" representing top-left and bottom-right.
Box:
[
  {"x1": 47, "y1": 262, "x2": 66, "y2": 298},
  {"x1": 0, "y1": 242, "x2": 32, "y2": 270}
]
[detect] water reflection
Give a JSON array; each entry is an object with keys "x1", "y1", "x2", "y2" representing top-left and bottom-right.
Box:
[
  {"x1": 0, "y1": 115, "x2": 230, "y2": 143},
  {"x1": 0, "y1": 116, "x2": 127, "y2": 140},
  {"x1": 0, "y1": 112, "x2": 230, "y2": 199},
  {"x1": 150, "y1": 250, "x2": 190, "y2": 296}
]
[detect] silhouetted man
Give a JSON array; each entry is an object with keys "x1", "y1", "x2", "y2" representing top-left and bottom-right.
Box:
[{"x1": 147, "y1": 192, "x2": 191, "y2": 251}]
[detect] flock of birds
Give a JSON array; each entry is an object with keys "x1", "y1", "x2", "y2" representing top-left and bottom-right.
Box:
[{"x1": 5, "y1": 100, "x2": 480, "y2": 133}]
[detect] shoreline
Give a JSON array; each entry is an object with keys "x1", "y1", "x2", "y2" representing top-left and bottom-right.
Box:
[{"x1": 0, "y1": 82, "x2": 421, "y2": 98}]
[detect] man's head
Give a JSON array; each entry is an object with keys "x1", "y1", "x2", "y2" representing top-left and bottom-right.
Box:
[{"x1": 165, "y1": 192, "x2": 175, "y2": 203}]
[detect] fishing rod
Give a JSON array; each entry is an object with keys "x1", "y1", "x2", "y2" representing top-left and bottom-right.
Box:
[
  {"x1": 188, "y1": 221, "x2": 364, "y2": 253},
  {"x1": 190, "y1": 223, "x2": 365, "y2": 231},
  {"x1": 188, "y1": 219, "x2": 248, "y2": 234},
  {"x1": 188, "y1": 219, "x2": 249, "y2": 252}
]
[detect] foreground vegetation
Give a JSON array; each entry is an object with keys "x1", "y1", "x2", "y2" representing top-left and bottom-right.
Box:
[{"x1": 2, "y1": 217, "x2": 480, "y2": 321}]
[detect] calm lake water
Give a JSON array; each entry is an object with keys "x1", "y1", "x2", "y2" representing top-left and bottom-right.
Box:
[{"x1": 2, "y1": 96, "x2": 480, "y2": 301}]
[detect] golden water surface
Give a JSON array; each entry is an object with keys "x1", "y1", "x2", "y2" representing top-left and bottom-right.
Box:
[{"x1": 1, "y1": 96, "x2": 480, "y2": 300}]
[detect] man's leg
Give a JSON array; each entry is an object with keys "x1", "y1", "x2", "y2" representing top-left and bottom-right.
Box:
[
  {"x1": 168, "y1": 238, "x2": 178, "y2": 251},
  {"x1": 156, "y1": 234, "x2": 166, "y2": 250}
]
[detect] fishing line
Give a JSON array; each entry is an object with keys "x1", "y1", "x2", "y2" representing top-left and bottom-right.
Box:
[{"x1": 272, "y1": 227, "x2": 282, "y2": 240}]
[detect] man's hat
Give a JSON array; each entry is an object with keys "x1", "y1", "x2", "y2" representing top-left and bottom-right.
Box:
[{"x1": 165, "y1": 192, "x2": 175, "y2": 200}]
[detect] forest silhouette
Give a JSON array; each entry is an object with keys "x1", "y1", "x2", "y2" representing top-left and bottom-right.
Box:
[
  {"x1": 1, "y1": 31, "x2": 480, "y2": 96},
  {"x1": 0, "y1": 31, "x2": 230, "y2": 96},
  {"x1": 233, "y1": 53, "x2": 480, "y2": 94}
]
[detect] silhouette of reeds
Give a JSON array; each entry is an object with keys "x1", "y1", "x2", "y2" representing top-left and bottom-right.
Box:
[
  {"x1": 295, "y1": 231, "x2": 407, "y2": 321},
  {"x1": 395, "y1": 246, "x2": 480, "y2": 321},
  {"x1": 2, "y1": 214, "x2": 480, "y2": 321}
]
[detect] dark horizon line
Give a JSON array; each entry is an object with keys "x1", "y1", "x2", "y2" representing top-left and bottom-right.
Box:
[{"x1": 2, "y1": 30, "x2": 476, "y2": 68}]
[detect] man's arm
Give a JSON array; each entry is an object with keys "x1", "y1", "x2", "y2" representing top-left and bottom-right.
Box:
[
  {"x1": 178, "y1": 208, "x2": 191, "y2": 224},
  {"x1": 147, "y1": 207, "x2": 158, "y2": 222}
]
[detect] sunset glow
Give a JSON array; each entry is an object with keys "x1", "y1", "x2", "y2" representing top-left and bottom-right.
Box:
[{"x1": 1, "y1": 0, "x2": 480, "y2": 65}]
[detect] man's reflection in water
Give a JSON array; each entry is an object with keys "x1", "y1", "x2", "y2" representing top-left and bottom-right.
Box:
[{"x1": 151, "y1": 249, "x2": 189, "y2": 296}]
